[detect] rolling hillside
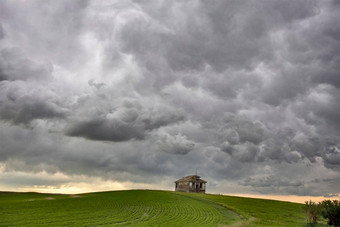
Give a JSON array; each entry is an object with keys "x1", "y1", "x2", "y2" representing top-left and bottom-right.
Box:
[{"x1": 0, "y1": 190, "x2": 307, "y2": 226}]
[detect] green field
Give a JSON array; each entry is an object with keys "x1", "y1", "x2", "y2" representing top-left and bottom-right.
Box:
[{"x1": 0, "y1": 190, "x2": 312, "y2": 226}]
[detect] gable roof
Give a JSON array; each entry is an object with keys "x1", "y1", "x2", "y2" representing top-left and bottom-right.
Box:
[{"x1": 174, "y1": 175, "x2": 207, "y2": 183}]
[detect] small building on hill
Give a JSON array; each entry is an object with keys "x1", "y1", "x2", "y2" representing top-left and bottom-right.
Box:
[{"x1": 174, "y1": 175, "x2": 207, "y2": 193}]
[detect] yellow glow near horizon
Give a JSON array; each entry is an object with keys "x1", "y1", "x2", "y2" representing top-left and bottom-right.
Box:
[
  {"x1": 0, "y1": 170, "x2": 339, "y2": 203},
  {"x1": 2, "y1": 183, "x2": 339, "y2": 204},
  {"x1": 226, "y1": 193, "x2": 340, "y2": 204}
]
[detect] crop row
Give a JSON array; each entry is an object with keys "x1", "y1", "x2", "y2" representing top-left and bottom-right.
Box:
[{"x1": 0, "y1": 190, "x2": 233, "y2": 226}]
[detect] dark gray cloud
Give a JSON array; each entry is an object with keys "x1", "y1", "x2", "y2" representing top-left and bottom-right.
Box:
[
  {"x1": 0, "y1": 23, "x2": 4, "y2": 39},
  {"x1": 0, "y1": 81, "x2": 66, "y2": 124},
  {"x1": 66, "y1": 118, "x2": 145, "y2": 142},
  {"x1": 0, "y1": 0, "x2": 89, "y2": 69},
  {"x1": 0, "y1": 48, "x2": 53, "y2": 81},
  {"x1": 0, "y1": 0, "x2": 339, "y2": 197},
  {"x1": 66, "y1": 98, "x2": 185, "y2": 142},
  {"x1": 157, "y1": 133, "x2": 195, "y2": 155},
  {"x1": 323, "y1": 145, "x2": 340, "y2": 167}
]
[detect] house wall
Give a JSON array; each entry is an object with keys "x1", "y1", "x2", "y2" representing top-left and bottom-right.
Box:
[
  {"x1": 175, "y1": 182, "x2": 206, "y2": 193},
  {"x1": 175, "y1": 182, "x2": 190, "y2": 192}
]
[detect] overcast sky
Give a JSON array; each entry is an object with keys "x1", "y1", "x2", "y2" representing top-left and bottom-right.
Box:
[{"x1": 0, "y1": 0, "x2": 339, "y2": 199}]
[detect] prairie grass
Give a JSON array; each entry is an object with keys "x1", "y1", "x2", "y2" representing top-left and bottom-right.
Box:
[{"x1": 0, "y1": 190, "x2": 324, "y2": 226}]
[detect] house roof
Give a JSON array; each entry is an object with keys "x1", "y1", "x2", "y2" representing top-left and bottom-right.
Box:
[{"x1": 174, "y1": 175, "x2": 207, "y2": 183}]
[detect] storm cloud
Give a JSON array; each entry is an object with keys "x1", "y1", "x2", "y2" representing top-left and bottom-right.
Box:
[
  {"x1": 0, "y1": 0, "x2": 339, "y2": 197},
  {"x1": 66, "y1": 101, "x2": 185, "y2": 142}
]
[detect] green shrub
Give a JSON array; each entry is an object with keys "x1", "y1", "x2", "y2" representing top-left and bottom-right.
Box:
[
  {"x1": 320, "y1": 200, "x2": 340, "y2": 227},
  {"x1": 304, "y1": 200, "x2": 321, "y2": 226}
]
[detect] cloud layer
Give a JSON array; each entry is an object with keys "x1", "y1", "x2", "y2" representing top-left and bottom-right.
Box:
[{"x1": 0, "y1": 0, "x2": 339, "y2": 197}]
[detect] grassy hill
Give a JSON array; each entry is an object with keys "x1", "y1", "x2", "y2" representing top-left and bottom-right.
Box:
[{"x1": 0, "y1": 190, "x2": 308, "y2": 226}]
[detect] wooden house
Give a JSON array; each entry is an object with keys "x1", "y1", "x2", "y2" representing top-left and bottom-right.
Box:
[{"x1": 174, "y1": 175, "x2": 207, "y2": 193}]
